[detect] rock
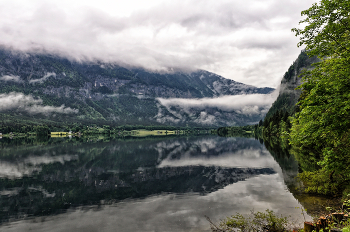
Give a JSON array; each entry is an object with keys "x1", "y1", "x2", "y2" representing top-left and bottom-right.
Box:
[{"x1": 304, "y1": 222, "x2": 315, "y2": 232}]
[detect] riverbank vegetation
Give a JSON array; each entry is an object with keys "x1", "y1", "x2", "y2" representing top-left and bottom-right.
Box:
[
  {"x1": 208, "y1": 210, "x2": 291, "y2": 232},
  {"x1": 268, "y1": 0, "x2": 349, "y2": 198},
  {"x1": 209, "y1": 194, "x2": 350, "y2": 232},
  {"x1": 209, "y1": 206, "x2": 350, "y2": 232},
  {"x1": 288, "y1": 0, "x2": 350, "y2": 197}
]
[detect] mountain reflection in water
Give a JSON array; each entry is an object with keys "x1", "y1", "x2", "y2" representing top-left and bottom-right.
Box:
[{"x1": 0, "y1": 135, "x2": 309, "y2": 232}]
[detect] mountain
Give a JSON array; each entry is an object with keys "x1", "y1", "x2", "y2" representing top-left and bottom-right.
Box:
[
  {"x1": 264, "y1": 50, "x2": 319, "y2": 120},
  {"x1": 0, "y1": 48, "x2": 274, "y2": 127}
]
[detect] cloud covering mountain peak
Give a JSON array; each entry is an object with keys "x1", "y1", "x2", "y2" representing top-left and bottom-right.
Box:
[{"x1": 0, "y1": 0, "x2": 315, "y2": 88}]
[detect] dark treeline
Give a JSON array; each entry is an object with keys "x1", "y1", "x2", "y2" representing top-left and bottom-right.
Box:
[
  {"x1": 0, "y1": 124, "x2": 50, "y2": 136},
  {"x1": 215, "y1": 125, "x2": 257, "y2": 138},
  {"x1": 261, "y1": 110, "x2": 292, "y2": 137}
]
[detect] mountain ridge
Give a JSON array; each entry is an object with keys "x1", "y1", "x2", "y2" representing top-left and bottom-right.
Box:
[
  {"x1": 0, "y1": 48, "x2": 274, "y2": 127},
  {"x1": 264, "y1": 50, "x2": 319, "y2": 120}
]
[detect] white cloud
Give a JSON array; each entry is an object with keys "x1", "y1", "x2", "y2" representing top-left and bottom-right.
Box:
[
  {"x1": 193, "y1": 111, "x2": 217, "y2": 125},
  {"x1": 0, "y1": 92, "x2": 78, "y2": 115},
  {"x1": 0, "y1": 75, "x2": 23, "y2": 83},
  {"x1": 157, "y1": 91, "x2": 278, "y2": 113},
  {"x1": 154, "y1": 91, "x2": 278, "y2": 125},
  {"x1": 29, "y1": 72, "x2": 56, "y2": 84},
  {"x1": 158, "y1": 143, "x2": 277, "y2": 169},
  {"x1": 0, "y1": 154, "x2": 78, "y2": 178},
  {"x1": 0, "y1": 0, "x2": 315, "y2": 88}
]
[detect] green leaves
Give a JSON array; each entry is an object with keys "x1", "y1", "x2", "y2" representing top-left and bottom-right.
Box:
[
  {"x1": 218, "y1": 210, "x2": 289, "y2": 232},
  {"x1": 292, "y1": 0, "x2": 350, "y2": 58},
  {"x1": 291, "y1": 55, "x2": 350, "y2": 174},
  {"x1": 290, "y1": 0, "x2": 350, "y2": 196}
]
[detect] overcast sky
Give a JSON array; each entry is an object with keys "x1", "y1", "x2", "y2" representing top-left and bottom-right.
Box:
[{"x1": 0, "y1": 0, "x2": 316, "y2": 88}]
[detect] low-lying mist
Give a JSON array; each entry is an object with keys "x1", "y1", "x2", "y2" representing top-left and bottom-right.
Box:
[
  {"x1": 155, "y1": 91, "x2": 278, "y2": 126},
  {"x1": 0, "y1": 92, "x2": 78, "y2": 115}
]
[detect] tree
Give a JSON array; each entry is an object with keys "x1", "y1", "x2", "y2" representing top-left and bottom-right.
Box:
[
  {"x1": 290, "y1": 0, "x2": 350, "y2": 195},
  {"x1": 35, "y1": 125, "x2": 51, "y2": 136},
  {"x1": 292, "y1": 0, "x2": 350, "y2": 58}
]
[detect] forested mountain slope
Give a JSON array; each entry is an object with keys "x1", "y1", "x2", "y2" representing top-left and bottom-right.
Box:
[
  {"x1": 0, "y1": 48, "x2": 274, "y2": 127},
  {"x1": 261, "y1": 0, "x2": 350, "y2": 197},
  {"x1": 264, "y1": 50, "x2": 319, "y2": 120}
]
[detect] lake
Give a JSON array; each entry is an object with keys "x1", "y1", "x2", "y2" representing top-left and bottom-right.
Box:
[{"x1": 0, "y1": 135, "x2": 316, "y2": 231}]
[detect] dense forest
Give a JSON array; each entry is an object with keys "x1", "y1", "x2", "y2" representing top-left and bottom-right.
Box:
[
  {"x1": 289, "y1": 0, "x2": 350, "y2": 196},
  {"x1": 267, "y1": 0, "x2": 350, "y2": 197}
]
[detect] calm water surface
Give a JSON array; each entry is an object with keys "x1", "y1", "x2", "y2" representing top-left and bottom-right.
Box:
[{"x1": 0, "y1": 135, "x2": 311, "y2": 231}]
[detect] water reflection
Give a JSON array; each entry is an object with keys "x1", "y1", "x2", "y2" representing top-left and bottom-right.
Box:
[{"x1": 0, "y1": 135, "x2": 309, "y2": 231}]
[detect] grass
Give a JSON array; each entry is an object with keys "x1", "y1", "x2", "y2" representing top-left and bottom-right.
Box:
[
  {"x1": 207, "y1": 210, "x2": 291, "y2": 232},
  {"x1": 50, "y1": 132, "x2": 74, "y2": 137},
  {"x1": 131, "y1": 129, "x2": 176, "y2": 137}
]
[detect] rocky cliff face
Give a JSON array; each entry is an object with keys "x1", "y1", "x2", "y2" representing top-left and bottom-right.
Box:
[
  {"x1": 0, "y1": 48, "x2": 274, "y2": 126},
  {"x1": 264, "y1": 50, "x2": 319, "y2": 120}
]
